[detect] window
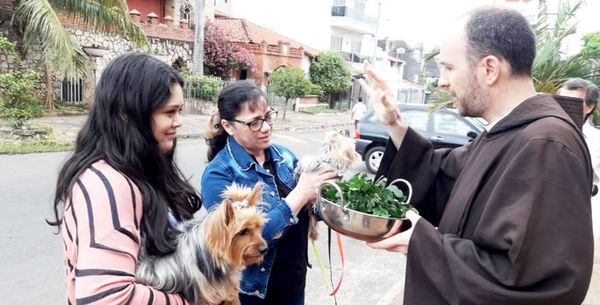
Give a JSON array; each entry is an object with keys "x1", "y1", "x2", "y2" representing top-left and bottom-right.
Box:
[
  {"x1": 61, "y1": 77, "x2": 83, "y2": 103},
  {"x1": 330, "y1": 36, "x2": 343, "y2": 50},
  {"x1": 403, "y1": 110, "x2": 429, "y2": 133},
  {"x1": 350, "y1": 40, "x2": 361, "y2": 54},
  {"x1": 240, "y1": 69, "x2": 248, "y2": 80},
  {"x1": 180, "y1": 2, "x2": 193, "y2": 24},
  {"x1": 434, "y1": 112, "x2": 472, "y2": 136},
  {"x1": 354, "y1": 0, "x2": 365, "y2": 12},
  {"x1": 333, "y1": 0, "x2": 345, "y2": 5}
]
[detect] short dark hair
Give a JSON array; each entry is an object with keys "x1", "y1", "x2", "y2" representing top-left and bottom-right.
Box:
[
  {"x1": 465, "y1": 7, "x2": 536, "y2": 76},
  {"x1": 562, "y1": 78, "x2": 600, "y2": 107},
  {"x1": 205, "y1": 80, "x2": 268, "y2": 161},
  {"x1": 562, "y1": 78, "x2": 600, "y2": 120}
]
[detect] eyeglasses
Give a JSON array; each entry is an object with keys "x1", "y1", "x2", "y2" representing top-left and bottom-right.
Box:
[{"x1": 230, "y1": 110, "x2": 278, "y2": 132}]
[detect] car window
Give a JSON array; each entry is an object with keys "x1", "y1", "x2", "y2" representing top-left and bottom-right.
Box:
[
  {"x1": 434, "y1": 112, "x2": 473, "y2": 136},
  {"x1": 366, "y1": 113, "x2": 378, "y2": 122},
  {"x1": 402, "y1": 110, "x2": 429, "y2": 133}
]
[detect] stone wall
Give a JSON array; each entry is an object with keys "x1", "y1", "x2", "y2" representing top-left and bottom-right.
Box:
[
  {"x1": 63, "y1": 26, "x2": 193, "y2": 104},
  {"x1": 0, "y1": 0, "x2": 196, "y2": 104},
  {"x1": 0, "y1": 24, "x2": 195, "y2": 105}
]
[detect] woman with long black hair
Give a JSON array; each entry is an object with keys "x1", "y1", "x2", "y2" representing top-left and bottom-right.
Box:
[{"x1": 49, "y1": 52, "x2": 201, "y2": 304}]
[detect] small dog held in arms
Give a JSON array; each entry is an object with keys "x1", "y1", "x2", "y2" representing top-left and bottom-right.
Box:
[
  {"x1": 136, "y1": 183, "x2": 268, "y2": 305},
  {"x1": 295, "y1": 130, "x2": 362, "y2": 240}
]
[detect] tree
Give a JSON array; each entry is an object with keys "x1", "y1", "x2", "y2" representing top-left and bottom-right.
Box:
[
  {"x1": 231, "y1": 46, "x2": 257, "y2": 72},
  {"x1": 427, "y1": 0, "x2": 600, "y2": 113},
  {"x1": 530, "y1": 0, "x2": 599, "y2": 93},
  {"x1": 581, "y1": 32, "x2": 600, "y2": 57},
  {"x1": 203, "y1": 20, "x2": 256, "y2": 79},
  {"x1": 309, "y1": 51, "x2": 352, "y2": 107},
  {"x1": 192, "y1": 0, "x2": 204, "y2": 76},
  {"x1": 203, "y1": 20, "x2": 232, "y2": 78},
  {"x1": 270, "y1": 66, "x2": 311, "y2": 119},
  {"x1": 11, "y1": 0, "x2": 148, "y2": 108}
]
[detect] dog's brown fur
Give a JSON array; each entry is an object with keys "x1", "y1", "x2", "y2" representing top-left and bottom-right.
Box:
[
  {"x1": 295, "y1": 130, "x2": 362, "y2": 240},
  {"x1": 136, "y1": 183, "x2": 268, "y2": 305}
]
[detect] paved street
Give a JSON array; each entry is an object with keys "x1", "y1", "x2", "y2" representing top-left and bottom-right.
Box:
[{"x1": 1, "y1": 128, "x2": 599, "y2": 305}]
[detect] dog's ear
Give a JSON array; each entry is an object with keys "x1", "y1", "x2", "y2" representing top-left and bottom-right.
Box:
[
  {"x1": 245, "y1": 183, "x2": 263, "y2": 207},
  {"x1": 205, "y1": 200, "x2": 235, "y2": 258},
  {"x1": 223, "y1": 199, "x2": 236, "y2": 226}
]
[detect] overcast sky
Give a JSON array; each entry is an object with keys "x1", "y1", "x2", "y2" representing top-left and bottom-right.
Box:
[{"x1": 378, "y1": 0, "x2": 600, "y2": 53}]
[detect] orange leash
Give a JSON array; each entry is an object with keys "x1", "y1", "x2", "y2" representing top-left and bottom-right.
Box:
[{"x1": 327, "y1": 229, "x2": 345, "y2": 297}]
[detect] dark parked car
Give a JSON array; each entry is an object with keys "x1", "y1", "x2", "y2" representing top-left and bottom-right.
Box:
[{"x1": 355, "y1": 103, "x2": 486, "y2": 174}]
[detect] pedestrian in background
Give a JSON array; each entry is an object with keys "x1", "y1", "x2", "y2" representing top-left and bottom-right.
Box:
[
  {"x1": 558, "y1": 78, "x2": 600, "y2": 195},
  {"x1": 351, "y1": 96, "x2": 367, "y2": 130},
  {"x1": 49, "y1": 52, "x2": 202, "y2": 304},
  {"x1": 362, "y1": 7, "x2": 593, "y2": 305}
]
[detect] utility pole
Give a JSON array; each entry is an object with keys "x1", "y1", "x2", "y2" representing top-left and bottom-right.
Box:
[
  {"x1": 192, "y1": 0, "x2": 204, "y2": 76},
  {"x1": 371, "y1": 0, "x2": 381, "y2": 63}
]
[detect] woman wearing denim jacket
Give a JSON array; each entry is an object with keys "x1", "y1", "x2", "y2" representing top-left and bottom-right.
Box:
[{"x1": 201, "y1": 80, "x2": 337, "y2": 305}]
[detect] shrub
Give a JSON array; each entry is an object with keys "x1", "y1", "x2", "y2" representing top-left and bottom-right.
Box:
[
  {"x1": 309, "y1": 51, "x2": 352, "y2": 106},
  {"x1": 186, "y1": 75, "x2": 223, "y2": 101},
  {"x1": 306, "y1": 83, "x2": 323, "y2": 96},
  {"x1": 270, "y1": 67, "x2": 311, "y2": 119},
  {"x1": 0, "y1": 36, "x2": 43, "y2": 128}
]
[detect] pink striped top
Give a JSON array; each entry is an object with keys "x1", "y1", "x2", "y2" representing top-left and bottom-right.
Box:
[{"x1": 61, "y1": 160, "x2": 189, "y2": 305}]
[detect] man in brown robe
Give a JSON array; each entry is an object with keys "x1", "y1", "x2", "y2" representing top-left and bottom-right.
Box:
[{"x1": 362, "y1": 7, "x2": 594, "y2": 305}]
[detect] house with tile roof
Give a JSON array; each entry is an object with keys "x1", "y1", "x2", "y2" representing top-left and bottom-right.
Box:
[
  {"x1": 0, "y1": 0, "x2": 198, "y2": 105},
  {"x1": 213, "y1": 0, "x2": 383, "y2": 109},
  {"x1": 1, "y1": 0, "x2": 324, "y2": 105},
  {"x1": 213, "y1": 14, "x2": 319, "y2": 89}
]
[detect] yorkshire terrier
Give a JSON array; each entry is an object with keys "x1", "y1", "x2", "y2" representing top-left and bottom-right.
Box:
[
  {"x1": 136, "y1": 183, "x2": 268, "y2": 305},
  {"x1": 294, "y1": 130, "x2": 362, "y2": 240}
]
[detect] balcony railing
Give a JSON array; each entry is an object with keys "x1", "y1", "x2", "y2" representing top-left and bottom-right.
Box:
[
  {"x1": 339, "y1": 51, "x2": 366, "y2": 63},
  {"x1": 331, "y1": 5, "x2": 377, "y2": 26}
]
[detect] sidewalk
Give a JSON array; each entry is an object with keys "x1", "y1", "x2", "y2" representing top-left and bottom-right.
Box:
[{"x1": 30, "y1": 110, "x2": 354, "y2": 143}]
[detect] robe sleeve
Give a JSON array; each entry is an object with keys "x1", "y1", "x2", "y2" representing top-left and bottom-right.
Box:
[
  {"x1": 405, "y1": 138, "x2": 594, "y2": 305},
  {"x1": 376, "y1": 127, "x2": 472, "y2": 225}
]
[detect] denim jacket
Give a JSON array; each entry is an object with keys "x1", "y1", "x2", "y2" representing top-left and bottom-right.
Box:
[{"x1": 200, "y1": 136, "x2": 299, "y2": 298}]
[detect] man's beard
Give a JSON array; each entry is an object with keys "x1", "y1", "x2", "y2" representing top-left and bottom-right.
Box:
[{"x1": 455, "y1": 74, "x2": 488, "y2": 118}]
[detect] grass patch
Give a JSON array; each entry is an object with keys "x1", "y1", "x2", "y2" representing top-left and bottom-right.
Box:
[
  {"x1": 0, "y1": 123, "x2": 73, "y2": 154},
  {"x1": 0, "y1": 139, "x2": 73, "y2": 154},
  {"x1": 42, "y1": 101, "x2": 89, "y2": 116},
  {"x1": 299, "y1": 106, "x2": 344, "y2": 114}
]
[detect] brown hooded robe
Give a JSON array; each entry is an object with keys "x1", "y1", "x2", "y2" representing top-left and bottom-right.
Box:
[{"x1": 376, "y1": 95, "x2": 594, "y2": 305}]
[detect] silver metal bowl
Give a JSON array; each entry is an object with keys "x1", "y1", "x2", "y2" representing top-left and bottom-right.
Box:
[{"x1": 315, "y1": 179, "x2": 413, "y2": 242}]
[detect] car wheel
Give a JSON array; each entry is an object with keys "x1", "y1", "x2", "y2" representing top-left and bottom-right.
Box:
[{"x1": 365, "y1": 146, "x2": 385, "y2": 174}]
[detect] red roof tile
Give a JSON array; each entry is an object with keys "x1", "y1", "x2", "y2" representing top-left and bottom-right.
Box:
[{"x1": 215, "y1": 17, "x2": 319, "y2": 56}]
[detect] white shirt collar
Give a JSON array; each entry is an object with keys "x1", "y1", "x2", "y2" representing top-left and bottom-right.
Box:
[{"x1": 485, "y1": 111, "x2": 511, "y2": 132}]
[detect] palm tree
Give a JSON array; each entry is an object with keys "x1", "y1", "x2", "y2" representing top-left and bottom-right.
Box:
[
  {"x1": 11, "y1": 0, "x2": 148, "y2": 107},
  {"x1": 531, "y1": 0, "x2": 600, "y2": 92},
  {"x1": 427, "y1": 0, "x2": 600, "y2": 112}
]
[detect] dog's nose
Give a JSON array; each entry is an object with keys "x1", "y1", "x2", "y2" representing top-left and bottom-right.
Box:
[{"x1": 259, "y1": 245, "x2": 268, "y2": 255}]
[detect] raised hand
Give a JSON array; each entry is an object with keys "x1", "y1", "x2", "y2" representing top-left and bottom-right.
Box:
[
  {"x1": 358, "y1": 61, "x2": 401, "y2": 126},
  {"x1": 358, "y1": 61, "x2": 409, "y2": 148}
]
